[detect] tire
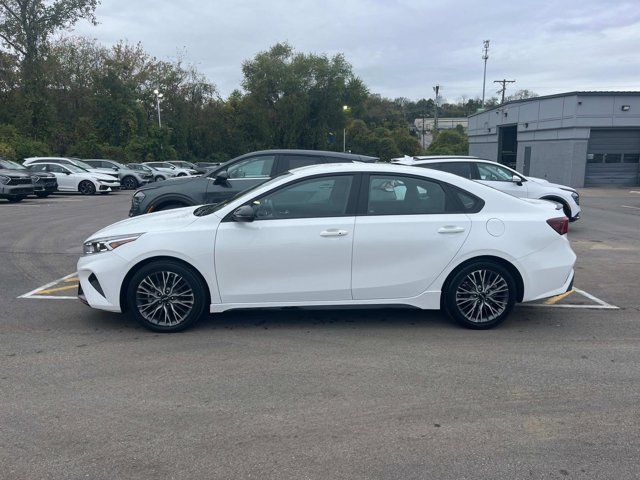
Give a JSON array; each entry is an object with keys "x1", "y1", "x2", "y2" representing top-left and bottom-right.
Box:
[
  {"x1": 176, "y1": 173, "x2": 186, "y2": 177},
  {"x1": 154, "y1": 175, "x2": 165, "y2": 182},
  {"x1": 126, "y1": 260, "x2": 207, "y2": 332},
  {"x1": 122, "y1": 176, "x2": 138, "y2": 190},
  {"x1": 443, "y1": 261, "x2": 517, "y2": 329},
  {"x1": 78, "y1": 180, "x2": 96, "y2": 195},
  {"x1": 156, "y1": 202, "x2": 187, "y2": 212},
  {"x1": 35, "y1": 192, "x2": 49, "y2": 198},
  {"x1": 7, "y1": 196, "x2": 22, "y2": 203}
]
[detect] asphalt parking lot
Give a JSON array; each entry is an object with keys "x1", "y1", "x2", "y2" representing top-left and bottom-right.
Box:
[{"x1": 1, "y1": 189, "x2": 639, "y2": 479}]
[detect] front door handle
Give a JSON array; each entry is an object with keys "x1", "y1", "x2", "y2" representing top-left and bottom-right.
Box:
[
  {"x1": 438, "y1": 225, "x2": 466, "y2": 234},
  {"x1": 320, "y1": 229, "x2": 349, "y2": 237}
]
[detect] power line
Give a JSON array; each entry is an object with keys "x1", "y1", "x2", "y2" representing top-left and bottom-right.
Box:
[{"x1": 494, "y1": 79, "x2": 516, "y2": 104}]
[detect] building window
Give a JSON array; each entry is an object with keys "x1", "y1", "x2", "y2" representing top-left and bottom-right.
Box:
[
  {"x1": 604, "y1": 154, "x2": 622, "y2": 163},
  {"x1": 622, "y1": 153, "x2": 640, "y2": 163},
  {"x1": 587, "y1": 154, "x2": 604, "y2": 164}
]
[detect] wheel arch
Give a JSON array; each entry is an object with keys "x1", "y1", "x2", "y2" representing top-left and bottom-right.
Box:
[
  {"x1": 540, "y1": 195, "x2": 570, "y2": 215},
  {"x1": 149, "y1": 194, "x2": 195, "y2": 212},
  {"x1": 440, "y1": 255, "x2": 525, "y2": 305},
  {"x1": 119, "y1": 255, "x2": 211, "y2": 313}
]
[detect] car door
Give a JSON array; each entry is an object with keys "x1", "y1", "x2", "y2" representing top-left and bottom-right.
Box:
[
  {"x1": 214, "y1": 173, "x2": 357, "y2": 304},
  {"x1": 351, "y1": 173, "x2": 471, "y2": 300},
  {"x1": 205, "y1": 154, "x2": 276, "y2": 205},
  {"x1": 45, "y1": 164, "x2": 75, "y2": 190},
  {"x1": 474, "y1": 162, "x2": 528, "y2": 198}
]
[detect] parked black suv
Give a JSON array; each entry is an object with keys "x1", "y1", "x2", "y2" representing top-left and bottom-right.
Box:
[
  {"x1": 129, "y1": 149, "x2": 378, "y2": 216},
  {"x1": 0, "y1": 158, "x2": 57, "y2": 197}
]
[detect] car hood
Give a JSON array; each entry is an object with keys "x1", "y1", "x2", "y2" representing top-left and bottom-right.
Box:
[
  {"x1": 0, "y1": 168, "x2": 32, "y2": 178},
  {"x1": 138, "y1": 175, "x2": 203, "y2": 191},
  {"x1": 87, "y1": 206, "x2": 200, "y2": 241},
  {"x1": 527, "y1": 176, "x2": 574, "y2": 191},
  {"x1": 92, "y1": 172, "x2": 120, "y2": 181}
]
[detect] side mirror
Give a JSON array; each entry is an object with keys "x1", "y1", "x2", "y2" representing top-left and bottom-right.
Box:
[
  {"x1": 113, "y1": 167, "x2": 120, "y2": 171},
  {"x1": 232, "y1": 205, "x2": 255, "y2": 222},
  {"x1": 512, "y1": 174, "x2": 523, "y2": 185},
  {"x1": 214, "y1": 170, "x2": 229, "y2": 185}
]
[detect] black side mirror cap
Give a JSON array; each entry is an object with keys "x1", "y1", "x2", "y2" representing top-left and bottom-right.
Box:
[
  {"x1": 232, "y1": 205, "x2": 255, "y2": 222},
  {"x1": 214, "y1": 170, "x2": 229, "y2": 185}
]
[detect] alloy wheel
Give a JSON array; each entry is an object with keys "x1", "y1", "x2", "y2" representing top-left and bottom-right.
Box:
[
  {"x1": 454, "y1": 269, "x2": 509, "y2": 323},
  {"x1": 79, "y1": 180, "x2": 96, "y2": 195},
  {"x1": 135, "y1": 271, "x2": 195, "y2": 327}
]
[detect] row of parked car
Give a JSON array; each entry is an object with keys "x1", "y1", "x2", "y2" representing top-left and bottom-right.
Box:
[
  {"x1": 0, "y1": 156, "x2": 221, "y2": 202},
  {"x1": 127, "y1": 149, "x2": 581, "y2": 221}
]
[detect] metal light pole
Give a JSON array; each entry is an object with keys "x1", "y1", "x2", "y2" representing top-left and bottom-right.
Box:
[
  {"x1": 433, "y1": 85, "x2": 440, "y2": 133},
  {"x1": 153, "y1": 89, "x2": 163, "y2": 128},
  {"x1": 482, "y1": 40, "x2": 490, "y2": 107},
  {"x1": 342, "y1": 105, "x2": 349, "y2": 152}
]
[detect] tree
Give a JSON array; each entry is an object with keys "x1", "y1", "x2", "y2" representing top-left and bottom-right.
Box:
[
  {"x1": 0, "y1": 0, "x2": 99, "y2": 136},
  {"x1": 426, "y1": 129, "x2": 468, "y2": 155}
]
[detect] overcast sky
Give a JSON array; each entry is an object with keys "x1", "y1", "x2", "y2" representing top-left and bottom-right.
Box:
[{"x1": 72, "y1": 0, "x2": 640, "y2": 102}]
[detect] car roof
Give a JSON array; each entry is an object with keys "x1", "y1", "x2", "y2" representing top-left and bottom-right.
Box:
[
  {"x1": 288, "y1": 162, "x2": 471, "y2": 182},
  {"x1": 234, "y1": 149, "x2": 378, "y2": 163}
]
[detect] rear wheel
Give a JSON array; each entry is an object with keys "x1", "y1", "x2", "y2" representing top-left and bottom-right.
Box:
[
  {"x1": 122, "y1": 176, "x2": 138, "y2": 190},
  {"x1": 35, "y1": 192, "x2": 50, "y2": 198},
  {"x1": 78, "y1": 180, "x2": 96, "y2": 195},
  {"x1": 7, "y1": 196, "x2": 23, "y2": 203},
  {"x1": 126, "y1": 260, "x2": 207, "y2": 332},
  {"x1": 444, "y1": 261, "x2": 516, "y2": 329}
]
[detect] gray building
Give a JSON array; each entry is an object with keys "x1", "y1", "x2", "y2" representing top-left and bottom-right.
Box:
[{"x1": 468, "y1": 92, "x2": 640, "y2": 187}]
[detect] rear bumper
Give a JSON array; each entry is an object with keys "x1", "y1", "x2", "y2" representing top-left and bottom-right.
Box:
[{"x1": 519, "y1": 236, "x2": 577, "y2": 302}]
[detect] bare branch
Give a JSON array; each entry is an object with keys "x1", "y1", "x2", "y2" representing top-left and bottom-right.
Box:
[
  {"x1": 0, "y1": 0, "x2": 23, "y2": 24},
  {"x1": 0, "y1": 30, "x2": 25, "y2": 54}
]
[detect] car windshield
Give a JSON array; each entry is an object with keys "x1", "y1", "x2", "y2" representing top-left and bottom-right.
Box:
[
  {"x1": 0, "y1": 159, "x2": 25, "y2": 169},
  {"x1": 65, "y1": 164, "x2": 85, "y2": 173},
  {"x1": 193, "y1": 173, "x2": 292, "y2": 217},
  {"x1": 71, "y1": 159, "x2": 93, "y2": 170}
]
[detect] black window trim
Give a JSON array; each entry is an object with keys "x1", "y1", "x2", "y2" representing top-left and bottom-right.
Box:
[
  {"x1": 357, "y1": 172, "x2": 484, "y2": 216},
  {"x1": 222, "y1": 172, "x2": 362, "y2": 222}
]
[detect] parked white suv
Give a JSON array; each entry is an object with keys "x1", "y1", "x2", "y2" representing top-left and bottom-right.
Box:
[{"x1": 392, "y1": 156, "x2": 581, "y2": 221}]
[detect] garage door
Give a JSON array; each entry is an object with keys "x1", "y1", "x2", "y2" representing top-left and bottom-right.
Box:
[{"x1": 586, "y1": 129, "x2": 640, "y2": 186}]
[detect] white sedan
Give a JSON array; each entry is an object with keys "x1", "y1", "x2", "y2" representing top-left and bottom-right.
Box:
[
  {"x1": 78, "y1": 163, "x2": 576, "y2": 332},
  {"x1": 28, "y1": 162, "x2": 121, "y2": 194}
]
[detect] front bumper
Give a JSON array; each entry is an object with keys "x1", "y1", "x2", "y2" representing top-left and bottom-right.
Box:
[
  {"x1": 0, "y1": 184, "x2": 34, "y2": 197},
  {"x1": 33, "y1": 181, "x2": 58, "y2": 193},
  {"x1": 77, "y1": 251, "x2": 129, "y2": 312}
]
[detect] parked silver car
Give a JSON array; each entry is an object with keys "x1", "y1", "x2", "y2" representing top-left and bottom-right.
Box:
[{"x1": 83, "y1": 159, "x2": 154, "y2": 190}]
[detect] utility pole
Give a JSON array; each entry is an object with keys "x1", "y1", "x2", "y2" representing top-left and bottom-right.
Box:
[
  {"x1": 433, "y1": 85, "x2": 440, "y2": 133},
  {"x1": 481, "y1": 40, "x2": 490, "y2": 107},
  {"x1": 422, "y1": 109, "x2": 426, "y2": 150},
  {"x1": 494, "y1": 79, "x2": 516, "y2": 104}
]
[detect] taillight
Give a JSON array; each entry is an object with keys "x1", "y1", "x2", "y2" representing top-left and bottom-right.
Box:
[{"x1": 547, "y1": 217, "x2": 569, "y2": 235}]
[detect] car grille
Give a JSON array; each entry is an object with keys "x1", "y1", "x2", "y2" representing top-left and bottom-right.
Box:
[{"x1": 8, "y1": 177, "x2": 32, "y2": 185}]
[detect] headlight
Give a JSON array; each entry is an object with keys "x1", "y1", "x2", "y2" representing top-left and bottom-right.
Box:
[
  {"x1": 0, "y1": 175, "x2": 10, "y2": 185},
  {"x1": 31, "y1": 175, "x2": 40, "y2": 183},
  {"x1": 132, "y1": 191, "x2": 146, "y2": 203},
  {"x1": 83, "y1": 233, "x2": 143, "y2": 255},
  {"x1": 571, "y1": 192, "x2": 579, "y2": 205}
]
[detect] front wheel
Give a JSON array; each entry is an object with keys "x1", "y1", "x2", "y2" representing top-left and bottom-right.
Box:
[
  {"x1": 126, "y1": 261, "x2": 207, "y2": 332},
  {"x1": 122, "y1": 176, "x2": 138, "y2": 190},
  {"x1": 443, "y1": 261, "x2": 516, "y2": 329},
  {"x1": 36, "y1": 192, "x2": 50, "y2": 198},
  {"x1": 7, "y1": 196, "x2": 23, "y2": 203},
  {"x1": 154, "y1": 175, "x2": 165, "y2": 182},
  {"x1": 78, "y1": 180, "x2": 96, "y2": 195}
]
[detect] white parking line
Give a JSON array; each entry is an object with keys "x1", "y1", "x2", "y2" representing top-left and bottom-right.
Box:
[
  {"x1": 19, "y1": 272, "x2": 78, "y2": 300},
  {"x1": 621, "y1": 205, "x2": 640, "y2": 210},
  {"x1": 520, "y1": 288, "x2": 619, "y2": 310}
]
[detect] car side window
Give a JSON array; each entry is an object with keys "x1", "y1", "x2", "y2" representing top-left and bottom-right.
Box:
[
  {"x1": 476, "y1": 163, "x2": 513, "y2": 181},
  {"x1": 281, "y1": 155, "x2": 324, "y2": 171},
  {"x1": 251, "y1": 175, "x2": 353, "y2": 220},
  {"x1": 367, "y1": 175, "x2": 447, "y2": 215},
  {"x1": 436, "y1": 162, "x2": 474, "y2": 179},
  {"x1": 227, "y1": 155, "x2": 275, "y2": 179},
  {"x1": 30, "y1": 164, "x2": 47, "y2": 172},
  {"x1": 48, "y1": 164, "x2": 65, "y2": 174}
]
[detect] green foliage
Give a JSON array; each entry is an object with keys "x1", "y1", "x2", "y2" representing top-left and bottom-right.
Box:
[{"x1": 426, "y1": 130, "x2": 469, "y2": 155}]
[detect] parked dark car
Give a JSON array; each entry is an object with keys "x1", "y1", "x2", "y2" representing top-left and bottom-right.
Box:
[
  {"x1": 194, "y1": 161, "x2": 221, "y2": 170},
  {"x1": 0, "y1": 158, "x2": 58, "y2": 197},
  {"x1": 129, "y1": 149, "x2": 378, "y2": 216},
  {"x1": 0, "y1": 167, "x2": 35, "y2": 202}
]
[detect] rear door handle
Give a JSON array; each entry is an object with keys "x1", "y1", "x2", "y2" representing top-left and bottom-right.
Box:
[
  {"x1": 438, "y1": 225, "x2": 466, "y2": 234},
  {"x1": 320, "y1": 229, "x2": 349, "y2": 237}
]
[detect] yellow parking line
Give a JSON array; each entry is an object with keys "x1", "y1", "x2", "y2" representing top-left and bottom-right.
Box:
[
  {"x1": 63, "y1": 277, "x2": 79, "y2": 283},
  {"x1": 544, "y1": 289, "x2": 575, "y2": 305},
  {"x1": 37, "y1": 284, "x2": 78, "y2": 295}
]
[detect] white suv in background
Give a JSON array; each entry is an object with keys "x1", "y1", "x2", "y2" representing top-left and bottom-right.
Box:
[{"x1": 392, "y1": 156, "x2": 581, "y2": 221}]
